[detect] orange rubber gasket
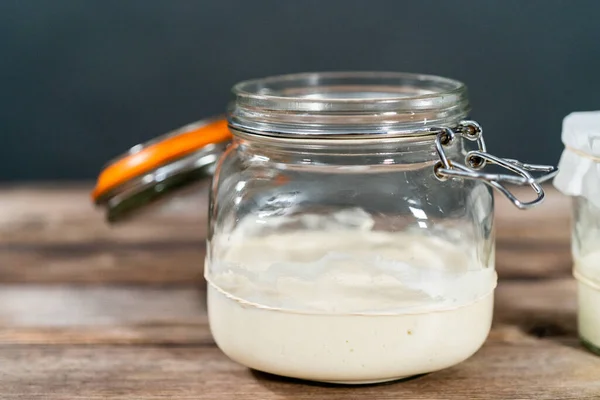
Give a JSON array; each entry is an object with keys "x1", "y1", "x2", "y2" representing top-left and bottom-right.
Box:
[{"x1": 92, "y1": 119, "x2": 231, "y2": 202}]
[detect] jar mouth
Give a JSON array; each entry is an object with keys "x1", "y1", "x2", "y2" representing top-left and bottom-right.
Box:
[{"x1": 229, "y1": 71, "x2": 470, "y2": 137}]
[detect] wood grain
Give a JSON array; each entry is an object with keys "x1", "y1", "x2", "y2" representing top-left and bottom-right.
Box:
[
  {"x1": 0, "y1": 285, "x2": 208, "y2": 345},
  {"x1": 495, "y1": 187, "x2": 572, "y2": 279},
  {"x1": 1, "y1": 343, "x2": 599, "y2": 400},
  {"x1": 0, "y1": 184, "x2": 572, "y2": 283},
  {"x1": 0, "y1": 184, "x2": 594, "y2": 399},
  {"x1": 0, "y1": 280, "x2": 599, "y2": 399}
]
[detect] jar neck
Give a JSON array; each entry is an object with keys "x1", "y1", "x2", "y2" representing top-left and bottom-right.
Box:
[{"x1": 233, "y1": 130, "x2": 464, "y2": 168}]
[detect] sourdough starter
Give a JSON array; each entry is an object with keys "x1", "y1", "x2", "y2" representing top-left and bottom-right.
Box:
[
  {"x1": 575, "y1": 250, "x2": 600, "y2": 351},
  {"x1": 206, "y1": 211, "x2": 496, "y2": 383}
]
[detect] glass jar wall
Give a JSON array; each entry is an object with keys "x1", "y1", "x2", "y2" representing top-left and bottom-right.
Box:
[
  {"x1": 572, "y1": 195, "x2": 600, "y2": 354},
  {"x1": 205, "y1": 72, "x2": 497, "y2": 383}
]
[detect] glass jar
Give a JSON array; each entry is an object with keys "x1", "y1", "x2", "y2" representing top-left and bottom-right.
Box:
[
  {"x1": 93, "y1": 72, "x2": 557, "y2": 384},
  {"x1": 554, "y1": 111, "x2": 600, "y2": 355},
  {"x1": 573, "y1": 196, "x2": 600, "y2": 354}
]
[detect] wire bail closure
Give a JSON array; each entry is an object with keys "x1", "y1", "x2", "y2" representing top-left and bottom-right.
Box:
[{"x1": 433, "y1": 120, "x2": 558, "y2": 210}]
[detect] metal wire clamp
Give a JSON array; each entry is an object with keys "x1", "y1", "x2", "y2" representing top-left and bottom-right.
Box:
[{"x1": 433, "y1": 120, "x2": 558, "y2": 209}]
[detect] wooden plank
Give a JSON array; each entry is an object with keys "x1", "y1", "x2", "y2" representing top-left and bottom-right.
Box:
[
  {"x1": 0, "y1": 184, "x2": 572, "y2": 283},
  {"x1": 0, "y1": 184, "x2": 209, "y2": 244},
  {"x1": 1, "y1": 343, "x2": 599, "y2": 400},
  {"x1": 495, "y1": 186, "x2": 572, "y2": 279},
  {"x1": 0, "y1": 280, "x2": 598, "y2": 399},
  {"x1": 0, "y1": 285, "x2": 208, "y2": 345},
  {"x1": 0, "y1": 280, "x2": 581, "y2": 345},
  {"x1": 0, "y1": 184, "x2": 207, "y2": 284},
  {"x1": 0, "y1": 242, "x2": 205, "y2": 284}
]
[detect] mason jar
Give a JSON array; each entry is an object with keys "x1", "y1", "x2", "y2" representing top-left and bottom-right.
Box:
[
  {"x1": 573, "y1": 196, "x2": 600, "y2": 354},
  {"x1": 554, "y1": 111, "x2": 600, "y2": 355},
  {"x1": 93, "y1": 72, "x2": 557, "y2": 384}
]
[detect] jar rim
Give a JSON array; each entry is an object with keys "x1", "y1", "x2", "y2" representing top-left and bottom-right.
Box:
[
  {"x1": 232, "y1": 71, "x2": 466, "y2": 103},
  {"x1": 229, "y1": 71, "x2": 470, "y2": 137}
]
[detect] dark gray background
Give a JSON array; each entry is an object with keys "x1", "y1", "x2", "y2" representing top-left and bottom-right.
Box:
[{"x1": 2, "y1": 0, "x2": 599, "y2": 181}]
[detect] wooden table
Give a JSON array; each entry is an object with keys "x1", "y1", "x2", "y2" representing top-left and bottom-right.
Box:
[{"x1": 1, "y1": 184, "x2": 599, "y2": 399}]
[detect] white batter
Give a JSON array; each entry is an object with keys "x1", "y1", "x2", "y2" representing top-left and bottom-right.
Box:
[
  {"x1": 574, "y1": 250, "x2": 600, "y2": 352},
  {"x1": 206, "y1": 210, "x2": 497, "y2": 383}
]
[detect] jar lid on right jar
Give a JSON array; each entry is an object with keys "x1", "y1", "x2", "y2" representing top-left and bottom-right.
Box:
[
  {"x1": 554, "y1": 111, "x2": 600, "y2": 207},
  {"x1": 554, "y1": 110, "x2": 600, "y2": 355}
]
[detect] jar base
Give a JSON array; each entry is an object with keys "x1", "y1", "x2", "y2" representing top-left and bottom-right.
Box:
[
  {"x1": 251, "y1": 367, "x2": 426, "y2": 385},
  {"x1": 581, "y1": 335, "x2": 600, "y2": 356},
  {"x1": 320, "y1": 374, "x2": 422, "y2": 385}
]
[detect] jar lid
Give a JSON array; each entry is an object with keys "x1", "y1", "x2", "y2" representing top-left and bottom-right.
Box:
[
  {"x1": 92, "y1": 117, "x2": 231, "y2": 222},
  {"x1": 553, "y1": 111, "x2": 600, "y2": 208}
]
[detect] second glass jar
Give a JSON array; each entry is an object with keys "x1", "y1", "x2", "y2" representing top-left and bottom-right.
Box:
[{"x1": 572, "y1": 195, "x2": 600, "y2": 354}]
